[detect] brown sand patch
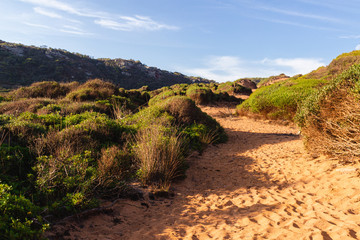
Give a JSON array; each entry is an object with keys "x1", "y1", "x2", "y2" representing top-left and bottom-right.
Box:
[{"x1": 47, "y1": 105, "x2": 360, "y2": 240}]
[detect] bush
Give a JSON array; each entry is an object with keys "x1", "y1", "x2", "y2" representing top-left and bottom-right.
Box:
[
  {"x1": 0, "y1": 183, "x2": 48, "y2": 240},
  {"x1": 217, "y1": 82, "x2": 252, "y2": 95},
  {"x1": 296, "y1": 64, "x2": 360, "y2": 161},
  {"x1": 65, "y1": 79, "x2": 118, "y2": 101},
  {"x1": 97, "y1": 145, "x2": 133, "y2": 184},
  {"x1": 148, "y1": 90, "x2": 178, "y2": 106},
  {"x1": 133, "y1": 125, "x2": 186, "y2": 189},
  {"x1": 186, "y1": 85, "x2": 213, "y2": 105},
  {"x1": 34, "y1": 151, "x2": 98, "y2": 214},
  {"x1": 9, "y1": 81, "x2": 70, "y2": 99},
  {"x1": 237, "y1": 78, "x2": 326, "y2": 120},
  {"x1": 0, "y1": 98, "x2": 55, "y2": 116}
]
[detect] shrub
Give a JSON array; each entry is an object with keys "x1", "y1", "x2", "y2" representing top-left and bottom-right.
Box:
[
  {"x1": 186, "y1": 85, "x2": 213, "y2": 105},
  {"x1": 34, "y1": 151, "x2": 98, "y2": 214},
  {"x1": 97, "y1": 146, "x2": 133, "y2": 186},
  {"x1": 296, "y1": 64, "x2": 360, "y2": 161},
  {"x1": 9, "y1": 81, "x2": 70, "y2": 99},
  {"x1": 0, "y1": 98, "x2": 55, "y2": 116},
  {"x1": 133, "y1": 125, "x2": 186, "y2": 189},
  {"x1": 237, "y1": 78, "x2": 326, "y2": 120},
  {"x1": 65, "y1": 79, "x2": 118, "y2": 101},
  {"x1": 217, "y1": 82, "x2": 252, "y2": 95},
  {"x1": 0, "y1": 183, "x2": 49, "y2": 240},
  {"x1": 148, "y1": 90, "x2": 178, "y2": 106}
]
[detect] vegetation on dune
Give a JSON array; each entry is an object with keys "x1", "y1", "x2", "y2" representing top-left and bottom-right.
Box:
[
  {"x1": 0, "y1": 78, "x2": 235, "y2": 238},
  {"x1": 237, "y1": 77, "x2": 326, "y2": 120},
  {"x1": 296, "y1": 64, "x2": 360, "y2": 161},
  {"x1": 237, "y1": 50, "x2": 360, "y2": 121}
]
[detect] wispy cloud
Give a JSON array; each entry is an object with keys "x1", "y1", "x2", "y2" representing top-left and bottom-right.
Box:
[
  {"x1": 21, "y1": 0, "x2": 83, "y2": 16},
  {"x1": 340, "y1": 35, "x2": 360, "y2": 39},
  {"x1": 95, "y1": 16, "x2": 179, "y2": 31},
  {"x1": 21, "y1": 0, "x2": 179, "y2": 32},
  {"x1": 259, "y1": 6, "x2": 341, "y2": 23},
  {"x1": 23, "y1": 22, "x2": 52, "y2": 29},
  {"x1": 180, "y1": 56, "x2": 324, "y2": 82},
  {"x1": 33, "y1": 6, "x2": 62, "y2": 18},
  {"x1": 255, "y1": 16, "x2": 341, "y2": 32},
  {"x1": 23, "y1": 21, "x2": 92, "y2": 35}
]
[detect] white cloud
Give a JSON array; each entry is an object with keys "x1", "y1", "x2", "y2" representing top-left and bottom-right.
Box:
[
  {"x1": 340, "y1": 35, "x2": 360, "y2": 39},
  {"x1": 95, "y1": 16, "x2": 178, "y2": 32},
  {"x1": 33, "y1": 7, "x2": 62, "y2": 18},
  {"x1": 356, "y1": 44, "x2": 360, "y2": 50},
  {"x1": 259, "y1": 6, "x2": 341, "y2": 23},
  {"x1": 21, "y1": 0, "x2": 179, "y2": 32},
  {"x1": 21, "y1": 0, "x2": 81, "y2": 15},
  {"x1": 262, "y1": 58, "x2": 324, "y2": 74},
  {"x1": 180, "y1": 56, "x2": 325, "y2": 82},
  {"x1": 23, "y1": 22, "x2": 52, "y2": 29},
  {"x1": 23, "y1": 21, "x2": 92, "y2": 35}
]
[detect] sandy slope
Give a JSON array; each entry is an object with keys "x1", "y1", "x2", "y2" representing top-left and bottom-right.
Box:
[{"x1": 48, "y1": 104, "x2": 360, "y2": 240}]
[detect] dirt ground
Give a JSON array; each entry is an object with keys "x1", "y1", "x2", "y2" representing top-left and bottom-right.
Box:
[{"x1": 47, "y1": 104, "x2": 360, "y2": 240}]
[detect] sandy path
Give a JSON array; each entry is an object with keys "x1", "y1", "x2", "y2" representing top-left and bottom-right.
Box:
[{"x1": 49, "y1": 105, "x2": 360, "y2": 240}]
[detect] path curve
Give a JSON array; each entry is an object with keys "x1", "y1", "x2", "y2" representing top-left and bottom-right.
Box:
[{"x1": 49, "y1": 105, "x2": 360, "y2": 240}]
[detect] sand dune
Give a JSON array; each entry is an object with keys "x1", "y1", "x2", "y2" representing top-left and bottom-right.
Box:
[{"x1": 48, "y1": 104, "x2": 360, "y2": 240}]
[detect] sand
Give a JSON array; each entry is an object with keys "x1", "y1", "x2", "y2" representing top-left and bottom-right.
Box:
[{"x1": 48, "y1": 104, "x2": 360, "y2": 240}]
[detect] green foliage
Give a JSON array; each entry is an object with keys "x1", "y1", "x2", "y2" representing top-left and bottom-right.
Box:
[
  {"x1": 0, "y1": 145, "x2": 32, "y2": 188},
  {"x1": 186, "y1": 85, "x2": 213, "y2": 104},
  {"x1": 217, "y1": 81, "x2": 252, "y2": 95},
  {"x1": 35, "y1": 151, "x2": 97, "y2": 207},
  {"x1": 10, "y1": 81, "x2": 70, "y2": 99},
  {"x1": 0, "y1": 183, "x2": 49, "y2": 240},
  {"x1": 0, "y1": 65, "x2": 227, "y2": 238},
  {"x1": 237, "y1": 78, "x2": 326, "y2": 120}
]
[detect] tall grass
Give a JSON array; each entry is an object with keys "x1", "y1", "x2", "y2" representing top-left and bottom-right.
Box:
[{"x1": 133, "y1": 125, "x2": 186, "y2": 190}]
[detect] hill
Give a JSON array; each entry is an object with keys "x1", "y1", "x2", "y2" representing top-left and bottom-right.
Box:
[{"x1": 0, "y1": 40, "x2": 213, "y2": 90}]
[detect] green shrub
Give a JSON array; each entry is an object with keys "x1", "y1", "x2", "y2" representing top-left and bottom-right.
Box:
[
  {"x1": 186, "y1": 85, "x2": 213, "y2": 105},
  {"x1": 217, "y1": 82, "x2": 252, "y2": 95},
  {"x1": 148, "y1": 90, "x2": 178, "y2": 106},
  {"x1": 9, "y1": 81, "x2": 70, "y2": 99},
  {"x1": 65, "y1": 79, "x2": 118, "y2": 101},
  {"x1": 0, "y1": 183, "x2": 48, "y2": 240},
  {"x1": 0, "y1": 145, "x2": 33, "y2": 188},
  {"x1": 35, "y1": 151, "x2": 98, "y2": 213},
  {"x1": 237, "y1": 78, "x2": 326, "y2": 120}
]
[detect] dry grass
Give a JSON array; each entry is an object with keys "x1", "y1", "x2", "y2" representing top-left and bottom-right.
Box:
[
  {"x1": 133, "y1": 125, "x2": 185, "y2": 190},
  {"x1": 302, "y1": 92, "x2": 360, "y2": 162},
  {"x1": 0, "y1": 98, "x2": 55, "y2": 115}
]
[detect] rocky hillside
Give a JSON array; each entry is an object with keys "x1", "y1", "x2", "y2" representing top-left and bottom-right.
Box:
[{"x1": 0, "y1": 40, "x2": 213, "y2": 90}]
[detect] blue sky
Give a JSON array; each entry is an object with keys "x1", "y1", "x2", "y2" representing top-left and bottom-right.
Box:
[{"x1": 1, "y1": 0, "x2": 360, "y2": 82}]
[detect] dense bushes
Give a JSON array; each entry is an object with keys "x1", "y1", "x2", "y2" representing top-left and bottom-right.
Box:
[
  {"x1": 296, "y1": 64, "x2": 360, "y2": 161},
  {"x1": 237, "y1": 50, "x2": 360, "y2": 121},
  {"x1": 237, "y1": 78, "x2": 326, "y2": 120},
  {"x1": 0, "y1": 78, "x2": 228, "y2": 238}
]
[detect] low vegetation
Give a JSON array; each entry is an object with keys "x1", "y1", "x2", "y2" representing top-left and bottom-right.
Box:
[
  {"x1": 237, "y1": 76, "x2": 326, "y2": 120},
  {"x1": 0, "y1": 78, "x2": 234, "y2": 238},
  {"x1": 237, "y1": 50, "x2": 360, "y2": 121},
  {"x1": 296, "y1": 64, "x2": 360, "y2": 161}
]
